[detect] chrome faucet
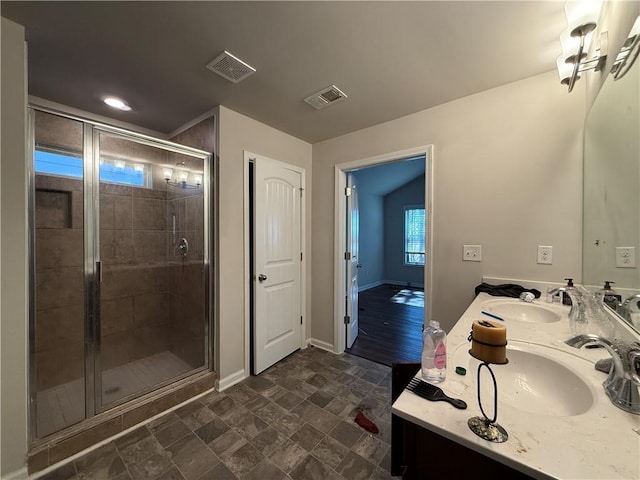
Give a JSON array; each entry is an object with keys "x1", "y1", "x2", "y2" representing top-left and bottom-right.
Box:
[
  {"x1": 565, "y1": 334, "x2": 640, "y2": 415},
  {"x1": 546, "y1": 286, "x2": 567, "y2": 303},
  {"x1": 617, "y1": 293, "x2": 640, "y2": 324}
]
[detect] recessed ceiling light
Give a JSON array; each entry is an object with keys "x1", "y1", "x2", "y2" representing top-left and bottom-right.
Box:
[{"x1": 103, "y1": 96, "x2": 132, "y2": 111}]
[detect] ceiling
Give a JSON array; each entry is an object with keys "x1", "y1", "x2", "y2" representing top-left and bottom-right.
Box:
[{"x1": 1, "y1": 1, "x2": 567, "y2": 143}]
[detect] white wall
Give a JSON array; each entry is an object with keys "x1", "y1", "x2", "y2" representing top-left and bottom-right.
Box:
[
  {"x1": 1, "y1": 17, "x2": 28, "y2": 477},
  {"x1": 383, "y1": 175, "x2": 425, "y2": 286},
  {"x1": 312, "y1": 70, "x2": 585, "y2": 343},
  {"x1": 216, "y1": 106, "x2": 312, "y2": 382}
]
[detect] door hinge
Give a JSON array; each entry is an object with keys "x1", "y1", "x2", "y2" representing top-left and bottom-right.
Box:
[
  {"x1": 344, "y1": 315, "x2": 351, "y2": 325},
  {"x1": 344, "y1": 252, "x2": 351, "y2": 260},
  {"x1": 300, "y1": 252, "x2": 303, "y2": 261},
  {"x1": 300, "y1": 315, "x2": 303, "y2": 325},
  {"x1": 299, "y1": 187, "x2": 304, "y2": 197},
  {"x1": 345, "y1": 187, "x2": 352, "y2": 196}
]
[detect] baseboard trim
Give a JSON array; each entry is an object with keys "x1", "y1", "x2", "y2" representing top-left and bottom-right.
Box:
[
  {"x1": 216, "y1": 369, "x2": 246, "y2": 391},
  {"x1": 1, "y1": 467, "x2": 27, "y2": 480},
  {"x1": 385, "y1": 280, "x2": 425, "y2": 289},
  {"x1": 359, "y1": 281, "x2": 425, "y2": 292},
  {"x1": 307, "y1": 338, "x2": 335, "y2": 353},
  {"x1": 358, "y1": 280, "x2": 384, "y2": 292}
]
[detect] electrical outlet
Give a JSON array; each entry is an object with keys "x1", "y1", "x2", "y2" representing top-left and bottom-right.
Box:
[
  {"x1": 537, "y1": 245, "x2": 553, "y2": 265},
  {"x1": 616, "y1": 246, "x2": 636, "y2": 268},
  {"x1": 463, "y1": 245, "x2": 482, "y2": 262}
]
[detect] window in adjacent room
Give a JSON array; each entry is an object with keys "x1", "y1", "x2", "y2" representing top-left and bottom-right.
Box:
[{"x1": 404, "y1": 206, "x2": 425, "y2": 266}]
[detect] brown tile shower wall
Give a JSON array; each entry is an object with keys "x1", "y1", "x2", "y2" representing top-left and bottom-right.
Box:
[
  {"x1": 35, "y1": 111, "x2": 83, "y2": 152},
  {"x1": 167, "y1": 189, "x2": 205, "y2": 368},
  {"x1": 34, "y1": 174, "x2": 85, "y2": 391},
  {"x1": 34, "y1": 111, "x2": 85, "y2": 391},
  {"x1": 33, "y1": 173, "x2": 178, "y2": 388},
  {"x1": 167, "y1": 118, "x2": 214, "y2": 369},
  {"x1": 99, "y1": 180, "x2": 172, "y2": 371}
]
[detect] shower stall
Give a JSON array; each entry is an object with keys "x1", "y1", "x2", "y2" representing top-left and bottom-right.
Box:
[{"x1": 29, "y1": 108, "x2": 213, "y2": 440}]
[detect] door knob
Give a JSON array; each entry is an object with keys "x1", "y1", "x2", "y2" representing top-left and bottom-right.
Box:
[{"x1": 258, "y1": 274, "x2": 268, "y2": 282}]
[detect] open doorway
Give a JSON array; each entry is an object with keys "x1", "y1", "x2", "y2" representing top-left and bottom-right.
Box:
[{"x1": 334, "y1": 147, "x2": 433, "y2": 366}]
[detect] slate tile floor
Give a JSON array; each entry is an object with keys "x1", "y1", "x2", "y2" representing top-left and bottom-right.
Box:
[{"x1": 37, "y1": 347, "x2": 397, "y2": 480}]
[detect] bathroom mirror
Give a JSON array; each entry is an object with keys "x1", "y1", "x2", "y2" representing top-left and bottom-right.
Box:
[{"x1": 583, "y1": 21, "x2": 640, "y2": 331}]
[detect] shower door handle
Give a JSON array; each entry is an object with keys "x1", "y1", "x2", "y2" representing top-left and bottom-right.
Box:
[
  {"x1": 258, "y1": 274, "x2": 267, "y2": 282},
  {"x1": 96, "y1": 261, "x2": 103, "y2": 282}
]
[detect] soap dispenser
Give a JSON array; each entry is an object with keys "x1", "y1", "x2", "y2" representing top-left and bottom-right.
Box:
[
  {"x1": 598, "y1": 281, "x2": 622, "y2": 310},
  {"x1": 563, "y1": 278, "x2": 576, "y2": 306}
]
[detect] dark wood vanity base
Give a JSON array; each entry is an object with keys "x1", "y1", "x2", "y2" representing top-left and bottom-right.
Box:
[{"x1": 400, "y1": 419, "x2": 535, "y2": 479}]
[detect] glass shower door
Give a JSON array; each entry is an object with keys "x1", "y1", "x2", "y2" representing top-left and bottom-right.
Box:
[
  {"x1": 32, "y1": 110, "x2": 86, "y2": 438},
  {"x1": 31, "y1": 109, "x2": 212, "y2": 441},
  {"x1": 95, "y1": 130, "x2": 208, "y2": 409}
]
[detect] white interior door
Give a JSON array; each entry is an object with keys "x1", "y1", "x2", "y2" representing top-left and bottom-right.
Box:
[
  {"x1": 346, "y1": 173, "x2": 359, "y2": 348},
  {"x1": 253, "y1": 155, "x2": 302, "y2": 374}
]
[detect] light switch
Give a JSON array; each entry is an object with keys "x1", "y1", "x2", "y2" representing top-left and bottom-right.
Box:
[{"x1": 463, "y1": 245, "x2": 482, "y2": 262}]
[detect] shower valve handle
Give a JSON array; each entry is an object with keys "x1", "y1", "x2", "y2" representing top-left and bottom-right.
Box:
[{"x1": 176, "y1": 238, "x2": 189, "y2": 257}]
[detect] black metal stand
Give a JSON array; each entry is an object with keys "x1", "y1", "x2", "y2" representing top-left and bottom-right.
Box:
[{"x1": 468, "y1": 362, "x2": 508, "y2": 443}]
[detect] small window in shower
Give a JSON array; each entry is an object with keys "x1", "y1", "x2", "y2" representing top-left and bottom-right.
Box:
[
  {"x1": 35, "y1": 148, "x2": 151, "y2": 188},
  {"x1": 35, "y1": 148, "x2": 83, "y2": 178}
]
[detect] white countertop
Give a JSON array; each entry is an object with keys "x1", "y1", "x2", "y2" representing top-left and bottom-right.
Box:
[{"x1": 392, "y1": 293, "x2": 640, "y2": 480}]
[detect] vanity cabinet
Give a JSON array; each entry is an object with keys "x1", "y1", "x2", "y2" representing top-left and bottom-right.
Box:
[
  {"x1": 391, "y1": 293, "x2": 639, "y2": 480},
  {"x1": 400, "y1": 419, "x2": 533, "y2": 479},
  {"x1": 391, "y1": 361, "x2": 532, "y2": 479}
]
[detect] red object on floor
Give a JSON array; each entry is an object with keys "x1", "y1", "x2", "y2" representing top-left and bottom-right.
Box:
[{"x1": 354, "y1": 411, "x2": 379, "y2": 433}]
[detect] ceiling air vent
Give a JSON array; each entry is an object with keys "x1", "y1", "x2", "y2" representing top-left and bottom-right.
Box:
[
  {"x1": 206, "y1": 50, "x2": 256, "y2": 83},
  {"x1": 304, "y1": 85, "x2": 348, "y2": 110}
]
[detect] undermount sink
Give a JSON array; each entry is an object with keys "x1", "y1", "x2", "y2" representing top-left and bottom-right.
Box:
[
  {"x1": 482, "y1": 300, "x2": 562, "y2": 323},
  {"x1": 453, "y1": 342, "x2": 595, "y2": 417}
]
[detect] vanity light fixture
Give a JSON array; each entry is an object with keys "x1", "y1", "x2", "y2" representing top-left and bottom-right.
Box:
[
  {"x1": 557, "y1": 1, "x2": 606, "y2": 92},
  {"x1": 103, "y1": 96, "x2": 132, "y2": 111},
  {"x1": 164, "y1": 162, "x2": 202, "y2": 189},
  {"x1": 611, "y1": 15, "x2": 640, "y2": 80}
]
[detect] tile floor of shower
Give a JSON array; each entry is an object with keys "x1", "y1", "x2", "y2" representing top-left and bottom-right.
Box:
[
  {"x1": 35, "y1": 347, "x2": 396, "y2": 480},
  {"x1": 37, "y1": 351, "x2": 193, "y2": 438}
]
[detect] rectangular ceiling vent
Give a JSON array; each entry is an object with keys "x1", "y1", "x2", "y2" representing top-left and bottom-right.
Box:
[
  {"x1": 206, "y1": 50, "x2": 256, "y2": 83},
  {"x1": 304, "y1": 85, "x2": 348, "y2": 110}
]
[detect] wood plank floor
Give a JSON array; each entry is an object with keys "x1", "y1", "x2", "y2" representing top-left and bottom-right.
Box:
[{"x1": 346, "y1": 284, "x2": 424, "y2": 366}]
